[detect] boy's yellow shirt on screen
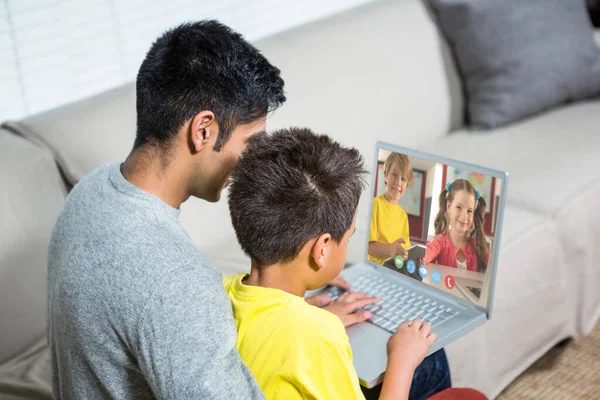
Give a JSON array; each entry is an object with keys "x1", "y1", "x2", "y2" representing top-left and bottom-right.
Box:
[
  {"x1": 367, "y1": 194, "x2": 411, "y2": 265},
  {"x1": 223, "y1": 274, "x2": 365, "y2": 400}
]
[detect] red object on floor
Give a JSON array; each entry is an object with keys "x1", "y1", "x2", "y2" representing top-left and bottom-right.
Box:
[{"x1": 426, "y1": 387, "x2": 488, "y2": 400}]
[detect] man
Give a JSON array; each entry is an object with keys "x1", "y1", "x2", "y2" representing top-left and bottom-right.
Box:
[{"x1": 47, "y1": 20, "x2": 377, "y2": 399}]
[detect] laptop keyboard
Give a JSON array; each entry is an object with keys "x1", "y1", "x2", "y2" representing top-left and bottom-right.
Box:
[{"x1": 323, "y1": 274, "x2": 459, "y2": 333}]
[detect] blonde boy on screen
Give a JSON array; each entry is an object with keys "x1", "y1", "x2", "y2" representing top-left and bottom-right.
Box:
[{"x1": 368, "y1": 153, "x2": 413, "y2": 266}]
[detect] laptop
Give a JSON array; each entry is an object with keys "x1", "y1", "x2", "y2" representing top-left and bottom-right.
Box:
[
  {"x1": 308, "y1": 142, "x2": 508, "y2": 388},
  {"x1": 454, "y1": 276, "x2": 485, "y2": 305}
]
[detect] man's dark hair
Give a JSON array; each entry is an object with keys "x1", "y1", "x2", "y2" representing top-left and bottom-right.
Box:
[
  {"x1": 135, "y1": 20, "x2": 285, "y2": 151},
  {"x1": 228, "y1": 128, "x2": 367, "y2": 267}
]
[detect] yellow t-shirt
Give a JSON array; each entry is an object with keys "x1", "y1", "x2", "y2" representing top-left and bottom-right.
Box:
[
  {"x1": 367, "y1": 194, "x2": 411, "y2": 265},
  {"x1": 223, "y1": 274, "x2": 365, "y2": 400}
]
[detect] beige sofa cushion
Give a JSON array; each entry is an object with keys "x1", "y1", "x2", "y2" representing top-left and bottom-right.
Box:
[
  {"x1": 0, "y1": 130, "x2": 65, "y2": 365},
  {"x1": 0, "y1": 337, "x2": 51, "y2": 400}
]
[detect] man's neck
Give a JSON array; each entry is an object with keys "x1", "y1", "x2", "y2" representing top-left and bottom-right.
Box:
[
  {"x1": 121, "y1": 147, "x2": 190, "y2": 209},
  {"x1": 243, "y1": 259, "x2": 309, "y2": 298}
]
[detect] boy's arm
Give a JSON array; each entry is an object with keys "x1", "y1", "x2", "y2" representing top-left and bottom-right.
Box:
[
  {"x1": 379, "y1": 359, "x2": 414, "y2": 400},
  {"x1": 400, "y1": 211, "x2": 411, "y2": 249},
  {"x1": 294, "y1": 334, "x2": 365, "y2": 400},
  {"x1": 134, "y1": 266, "x2": 264, "y2": 400},
  {"x1": 380, "y1": 319, "x2": 437, "y2": 400}
]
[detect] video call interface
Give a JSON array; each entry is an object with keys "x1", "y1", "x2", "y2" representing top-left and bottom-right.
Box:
[{"x1": 367, "y1": 148, "x2": 503, "y2": 309}]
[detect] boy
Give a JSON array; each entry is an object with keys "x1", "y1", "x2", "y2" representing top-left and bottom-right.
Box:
[
  {"x1": 225, "y1": 128, "x2": 437, "y2": 399},
  {"x1": 368, "y1": 152, "x2": 414, "y2": 266}
]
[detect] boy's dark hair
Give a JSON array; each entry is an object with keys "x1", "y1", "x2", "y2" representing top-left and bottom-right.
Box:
[
  {"x1": 228, "y1": 128, "x2": 367, "y2": 267},
  {"x1": 135, "y1": 20, "x2": 286, "y2": 151}
]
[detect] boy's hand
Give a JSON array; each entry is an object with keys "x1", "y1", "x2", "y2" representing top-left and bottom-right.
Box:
[
  {"x1": 303, "y1": 274, "x2": 350, "y2": 309},
  {"x1": 327, "y1": 275, "x2": 351, "y2": 291},
  {"x1": 312, "y1": 292, "x2": 379, "y2": 327},
  {"x1": 387, "y1": 318, "x2": 437, "y2": 371},
  {"x1": 390, "y1": 239, "x2": 408, "y2": 260}
]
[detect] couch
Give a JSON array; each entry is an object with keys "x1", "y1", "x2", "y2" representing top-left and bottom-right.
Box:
[{"x1": 1, "y1": 0, "x2": 599, "y2": 398}]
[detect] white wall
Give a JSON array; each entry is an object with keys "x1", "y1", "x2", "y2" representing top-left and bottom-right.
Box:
[
  {"x1": 0, "y1": 0, "x2": 376, "y2": 121},
  {"x1": 424, "y1": 164, "x2": 437, "y2": 198},
  {"x1": 427, "y1": 163, "x2": 444, "y2": 240}
]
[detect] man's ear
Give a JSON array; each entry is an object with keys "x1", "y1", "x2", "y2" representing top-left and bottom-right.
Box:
[
  {"x1": 310, "y1": 233, "x2": 331, "y2": 271},
  {"x1": 190, "y1": 111, "x2": 216, "y2": 153}
]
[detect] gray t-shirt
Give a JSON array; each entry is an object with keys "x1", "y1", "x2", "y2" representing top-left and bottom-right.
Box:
[{"x1": 47, "y1": 164, "x2": 263, "y2": 400}]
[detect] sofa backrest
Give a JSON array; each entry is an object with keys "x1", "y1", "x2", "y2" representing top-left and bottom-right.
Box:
[
  {"x1": 5, "y1": 0, "x2": 462, "y2": 182},
  {"x1": 3, "y1": 84, "x2": 137, "y2": 187},
  {"x1": 1, "y1": 0, "x2": 463, "y2": 268},
  {"x1": 0, "y1": 130, "x2": 66, "y2": 364},
  {"x1": 256, "y1": 0, "x2": 464, "y2": 150}
]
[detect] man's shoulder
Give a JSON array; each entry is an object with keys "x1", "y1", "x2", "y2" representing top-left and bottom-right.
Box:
[
  {"x1": 66, "y1": 163, "x2": 113, "y2": 198},
  {"x1": 57, "y1": 164, "x2": 124, "y2": 226}
]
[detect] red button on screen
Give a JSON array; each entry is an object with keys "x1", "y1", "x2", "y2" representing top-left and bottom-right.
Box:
[{"x1": 445, "y1": 275, "x2": 455, "y2": 289}]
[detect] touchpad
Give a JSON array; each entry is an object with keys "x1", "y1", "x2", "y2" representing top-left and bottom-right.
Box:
[{"x1": 348, "y1": 322, "x2": 390, "y2": 387}]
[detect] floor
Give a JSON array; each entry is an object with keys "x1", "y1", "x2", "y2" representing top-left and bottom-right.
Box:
[{"x1": 496, "y1": 320, "x2": 600, "y2": 399}]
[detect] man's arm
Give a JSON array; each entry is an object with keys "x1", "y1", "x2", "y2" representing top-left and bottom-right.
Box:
[{"x1": 133, "y1": 265, "x2": 264, "y2": 400}]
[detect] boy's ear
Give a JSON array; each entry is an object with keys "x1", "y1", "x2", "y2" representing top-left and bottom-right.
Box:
[{"x1": 310, "y1": 233, "x2": 332, "y2": 271}]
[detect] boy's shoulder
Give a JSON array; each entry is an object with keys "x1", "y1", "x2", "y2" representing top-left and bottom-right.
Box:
[
  {"x1": 397, "y1": 205, "x2": 409, "y2": 218},
  {"x1": 300, "y1": 299, "x2": 345, "y2": 329},
  {"x1": 225, "y1": 274, "x2": 347, "y2": 344},
  {"x1": 280, "y1": 296, "x2": 349, "y2": 350},
  {"x1": 223, "y1": 274, "x2": 238, "y2": 291},
  {"x1": 373, "y1": 194, "x2": 387, "y2": 207}
]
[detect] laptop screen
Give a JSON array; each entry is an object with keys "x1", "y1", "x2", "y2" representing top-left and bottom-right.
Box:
[{"x1": 366, "y1": 142, "x2": 507, "y2": 311}]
